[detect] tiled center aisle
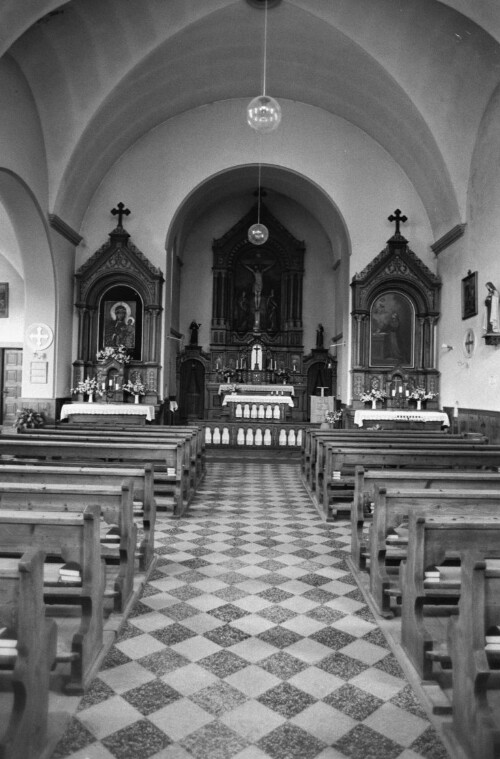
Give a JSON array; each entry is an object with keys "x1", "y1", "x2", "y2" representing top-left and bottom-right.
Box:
[{"x1": 52, "y1": 461, "x2": 449, "y2": 759}]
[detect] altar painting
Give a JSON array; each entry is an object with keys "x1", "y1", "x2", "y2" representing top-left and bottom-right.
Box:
[{"x1": 369, "y1": 292, "x2": 414, "y2": 367}]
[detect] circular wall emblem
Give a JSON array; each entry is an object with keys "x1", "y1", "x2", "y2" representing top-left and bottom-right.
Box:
[
  {"x1": 26, "y1": 323, "x2": 54, "y2": 352},
  {"x1": 463, "y1": 328, "x2": 475, "y2": 358}
]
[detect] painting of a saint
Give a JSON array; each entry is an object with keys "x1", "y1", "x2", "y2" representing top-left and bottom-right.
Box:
[
  {"x1": 370, "y1": 292, "x2": 413, "y2": 366},
  {"x1": 104, "y1": 300, "x2": 136, "y2": 350}
]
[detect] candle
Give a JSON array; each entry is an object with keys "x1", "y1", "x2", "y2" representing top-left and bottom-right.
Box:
[
  {"x1": 115, "y1": 383, "x2": 119, "y2": 390},
  {"x1": 405, "y1": 389, "x2": 409, "y2": 397},
  {"x1": 392, "y1": 388, "x2": 395, "y2": 397},
  {"x1": 109, "y1": 379, "x2": 113, "y2": 387},
  {"x1": 102, "y1": 382, "x2": 105, "y2": 390}
]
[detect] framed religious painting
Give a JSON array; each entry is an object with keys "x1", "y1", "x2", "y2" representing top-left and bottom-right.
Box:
[
  {"x1": 461, "y1": 270, "x2": 477, "y2": 320},
  {"x1": 0, "y1": 283, "x2": 8, "y2": 317},
  {"x1": 369, "y1": 291, "x2": 414, "y2": 367}
]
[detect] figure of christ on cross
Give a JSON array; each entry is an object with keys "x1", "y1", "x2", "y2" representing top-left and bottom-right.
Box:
[{"x1": 242, "y1": 260, "x2": 275, "y2": 327}]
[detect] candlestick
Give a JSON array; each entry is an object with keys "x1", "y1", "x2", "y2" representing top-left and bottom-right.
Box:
[{"x1": 115, "y1": 383, "x2": 119, "y2": 390}]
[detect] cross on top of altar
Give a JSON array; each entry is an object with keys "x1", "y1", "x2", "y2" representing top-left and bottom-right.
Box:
[
  {"x1": 388, "y1": 209, "x2": 407, "y2": 236},
  {"x1": 111, "y1": 202, "x2": 130, "y2": 228}
]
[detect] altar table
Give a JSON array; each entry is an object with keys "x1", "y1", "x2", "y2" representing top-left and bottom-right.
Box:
[
  {"x1": 354, "y1": 409, "x2": 450, "y2": 429},
  {"x1": 60, "y1": 403, "x2": 155, "y2": 424},
  {"x1": 219, "y1": 384, "x2": 295, "y2": 396}
]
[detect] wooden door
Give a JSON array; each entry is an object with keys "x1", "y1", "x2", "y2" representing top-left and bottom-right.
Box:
[{"x1": 2, "y1": 349, "x2": 22, "y2": 425}]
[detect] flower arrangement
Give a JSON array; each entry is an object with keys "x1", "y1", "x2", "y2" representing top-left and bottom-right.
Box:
[
  {"x1": 325, "y1": 410, "x2": 342, "y2": 424},
  {"x1": 408, "y1": 387, "x2": 438, "y2": 401},
  {"x1": 14, "y1": 407, "x2": 45, "y2": 430},
  {"x1": 359, "y1": 389, "x2": 387, "y2": 403},
  {"x1": 275, "y1": 368, "x2": 290, "y2": 382},
  {"x1": 71, "y1": 377, "x2": 102, "y2": 396},
  {"x1": 222, "y1": 367, "x2": 235, "y2": 380},
  {"x1": 122, "y1": 377, "x2": 146, "y2": 396},
  {"x1": 96, "y1": 345, "x2": 131, "y2": 364}
]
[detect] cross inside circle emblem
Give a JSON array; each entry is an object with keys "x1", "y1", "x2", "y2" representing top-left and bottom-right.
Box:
[{"x1": 26, "y1": 323, "x2": 53, "y2": 352}]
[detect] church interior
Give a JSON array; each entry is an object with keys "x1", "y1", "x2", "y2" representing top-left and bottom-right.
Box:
[{"x1": 1, "y1": 1, "x2": 500, "y2": 758}]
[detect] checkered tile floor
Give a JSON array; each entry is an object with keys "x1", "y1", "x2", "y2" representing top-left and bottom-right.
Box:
[{"x1": 51, "y1": 461, "x2": 449, "y2": 759}]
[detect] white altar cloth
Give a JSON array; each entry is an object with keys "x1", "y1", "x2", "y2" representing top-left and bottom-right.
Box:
[
  {"x1": 60, "y1": 403, "x2": 156, "y2": 422},
  {"x1": 219, "y1": 384, "x2": 294, "y2": 396},
  {"x1": 221, "y1": 394, "x2": 294, "y2": 407},
  {"x1": 354, "y1": 409, "x2": 449, "y2": 427}
]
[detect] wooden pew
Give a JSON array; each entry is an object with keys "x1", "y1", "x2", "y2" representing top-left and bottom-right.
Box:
[
  {"x1": 0, "y1": 462, "x2": 155, "y2": 571},
  {"x1": 446, "y1": 553, "x2": 500, "y2": 759},
  {"x1": 51, "y1": 424, "x2": 207, "y2": 483},
  {"x1": 320, "y1": 445, "x2": 500, "y2": 519},
  {"x1": 302, "y1": 428, "x2": 464, "y2": 488},
  {"x1": 400, "y1": 514, "x2": 500, "y2": 681},
  {"x1": 8, "y1": 430, "x2": 195, "y2": 510},
  {"x1": 0, "y1": 438, "x2": 190, "y2": 517},
  {"x1": 369, "y1": 487, "x2": 500, "y2": 616},
  {"x1": 0, "y1": 548, "x2": 57, "y2": 759},
  {"x1": 352, "y1": 467, "x2": 500, "y2": 569},
  {"x1": 316, "y1": 436, "x2": 499, "y2": 509},
  {"x1": 0, "y1": 481, "x2": 136, "y2": 613},
  {"x1": 0, "y1": 505, "x2": 105, "y2": 693}
]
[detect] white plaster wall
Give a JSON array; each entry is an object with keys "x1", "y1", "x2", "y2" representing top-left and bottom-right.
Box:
[
  {"x1": 437, "y1": 83, "x2": 500, "y2": 412},
  {"x1": 0, "y1": 254, "x2": 24, "y2": 344},
  {"x1": 78, "y1": 98, "x2": 434, "y2": 397},
  {"x1": 0, "y1": 56, "x2": 48, "y2": 206}
]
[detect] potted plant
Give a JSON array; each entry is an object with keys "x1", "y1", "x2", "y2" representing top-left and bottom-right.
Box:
[{"x1": 13, "y1": 407, "x2": 45, "y2": 430}]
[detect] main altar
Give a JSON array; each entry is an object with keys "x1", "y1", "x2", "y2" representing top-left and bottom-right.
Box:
[{"x1": 177, "y1": 204, "x2": 336, "y2": 429}]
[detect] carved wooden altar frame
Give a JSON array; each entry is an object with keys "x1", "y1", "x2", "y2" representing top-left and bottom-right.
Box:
[
  {"x1": 350, "y1": 228, "x2": 441, "y2": 408},
  {"x1": 73, "y1": 221, "x2": 164, "y2": 405}
]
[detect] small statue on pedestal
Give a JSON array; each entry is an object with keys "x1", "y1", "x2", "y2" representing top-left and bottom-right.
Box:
[
  {"x1": 316, "y1": 323, "x2": 324, "y2": 349},
  {"x1": 189, "y1": 320, "x2": 201, "y2": 345}
]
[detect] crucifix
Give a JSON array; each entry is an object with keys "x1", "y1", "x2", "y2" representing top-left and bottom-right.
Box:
[
  {"x1": 111, "y1": 202, "x2": 131, "y2": 227},
  {"x1": 388, "y1": 209, "x2": 407, "y2": 235}
]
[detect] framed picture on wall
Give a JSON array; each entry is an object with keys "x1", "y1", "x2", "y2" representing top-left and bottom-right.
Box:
[
  {"x1": 461, "y1": 270, "x2": 477, "y2": 320},
  {"x1": 0, "y1": 283, "x2": 8, "y2": 318}
]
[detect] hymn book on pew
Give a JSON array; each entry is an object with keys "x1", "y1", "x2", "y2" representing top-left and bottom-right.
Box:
[
  {"x1": 0, "y1": 626, "x2": 17, "y2": 660},
  {"x1": 100, "y1": 526, "x2": 121, "y2": 548},
  {"x1": 58, "y1": 561, "x2": 82, "y2": 585}
]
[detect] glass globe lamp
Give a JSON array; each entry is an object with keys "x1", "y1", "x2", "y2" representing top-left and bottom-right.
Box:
[
  {"x1": 248, "y1": 223, "x2": 269, "y2": 245},
  {"x1": 247, "y1": 95, "x2": 281, "y2": 133}
]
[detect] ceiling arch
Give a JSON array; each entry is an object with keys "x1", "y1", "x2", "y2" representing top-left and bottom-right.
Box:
[
  {"x1": 53, "y1": 2, "x2": 461, "y2": 236},
  {"x1": 166, "y1": 164, "x2": 350, "y2": 268}
]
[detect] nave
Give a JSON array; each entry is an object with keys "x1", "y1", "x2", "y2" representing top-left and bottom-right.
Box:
[{"x1": 51, "y1": 457, "x2": 449, "y2": 759}]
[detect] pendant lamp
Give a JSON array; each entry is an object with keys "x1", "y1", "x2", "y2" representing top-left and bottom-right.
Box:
[{"x1": 246, "y1": 0, "x2": 281, "y2": 133}]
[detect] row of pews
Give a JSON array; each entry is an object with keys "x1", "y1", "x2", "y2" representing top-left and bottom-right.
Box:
[
  {"x1": 0, "y1": 422, "x2": 205, "y2": 759},
  {"x1": 302, "y1": 427, "x2": 500, "y2": 759}
]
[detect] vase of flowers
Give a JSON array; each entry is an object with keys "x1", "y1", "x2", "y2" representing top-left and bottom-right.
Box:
[
  {"x1": 71, "y1": 377, "x2": 102, "y2": 402},
  {"x1": 322, "y1": 409, "x2": 342, "y2": 429},
  {"x1": 222, "y1": 367, "x2": 235, "y2": 383},
  {"x1": 408, "y1": 387, "x2": 438, "y2": 410},
  {"x1": 275, "y1": 369, "x2": 290, "y2": 384},
  {"x1": 122, "y1": 376, "x2": 146, "y2": 403},
  {"x1": 96, "y1": 344, "x2": 131, "y2": 364},
  {"x1": 359, "y1": 389, "x2": 387, "y2": 409}
]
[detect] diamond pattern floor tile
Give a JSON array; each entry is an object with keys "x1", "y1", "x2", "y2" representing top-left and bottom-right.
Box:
[{"x1": 50, "y1": 458, "x2": 451, "y2": 759}]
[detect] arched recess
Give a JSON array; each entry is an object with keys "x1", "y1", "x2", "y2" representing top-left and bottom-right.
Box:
[
  {"x1": 0, "y1": 170, "x2": 56, "y2": 401},
  {"x1": 164, "y1": 164, "x2": 352, "y2": 402}
]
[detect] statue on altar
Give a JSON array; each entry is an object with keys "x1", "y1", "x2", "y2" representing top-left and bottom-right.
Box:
[{"x1": 189, "y1": 320, "x2": 201, "y2": 345}]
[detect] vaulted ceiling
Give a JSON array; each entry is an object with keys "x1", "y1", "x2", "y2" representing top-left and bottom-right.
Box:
[{"x1": 2, "y1": 0, "x2": 500, "y2": 230}]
